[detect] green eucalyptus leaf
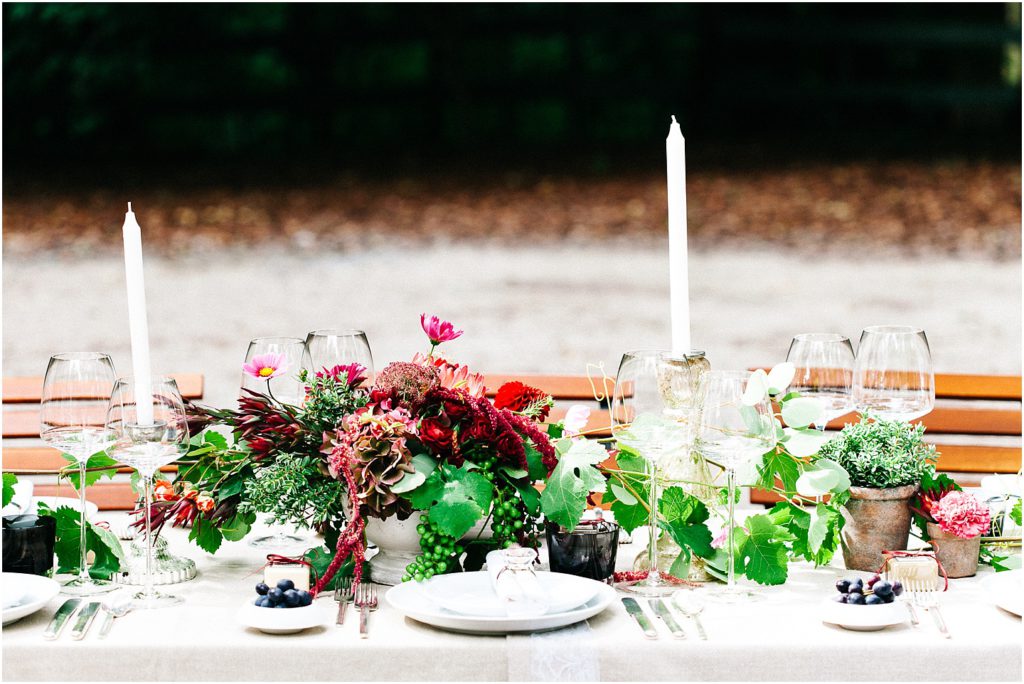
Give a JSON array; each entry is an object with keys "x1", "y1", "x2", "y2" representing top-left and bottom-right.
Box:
[
  {"x1": 609, "y1": 481, "x2": 638, "y2": 506},
  {"x1": 766, "y1": 363, "x2": 795, "y2": 396},
  {"x1": 390, "y1": 469, "x2": 426, "y2": 494},
  {"x1": 782, "y1": 427, "x2": 833, "y2": 457},
  {"x1": 813, "y1": 458, "x2": 851, "y2": 493},
  {"x1": 741, "y1": 369, "x2": 770, "y2": 405},
  {"x1": 781, "y1": 398, "x2": 826, "y2": 429},
  {"x1": 795, "y1": 467, "x2": 841, "y2": 497}
]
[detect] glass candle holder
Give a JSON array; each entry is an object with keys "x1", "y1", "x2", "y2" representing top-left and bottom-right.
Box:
[{"x1": 545, "y1": 519, "x2": 619, "y2": 583}]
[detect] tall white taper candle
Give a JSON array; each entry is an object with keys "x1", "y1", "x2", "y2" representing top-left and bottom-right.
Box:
[
  {"x1": 121, "y1": 202, "x2": 155, "y2": 425},
  {"x1": 666, "y1": 115, "x2": 692, "y2": 355}
]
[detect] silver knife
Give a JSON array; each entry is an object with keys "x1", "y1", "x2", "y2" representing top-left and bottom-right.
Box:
[
  {"x1": 649, "y1": 598, "x2": 686, "y2": 639},
  {"x1": 69, "y1": 601, "x2": 101, "y2": 640},
  {"x1": 43, "y1": 598, "x2": 82, "y2": 640},
  {"x1": 621, "y1": 598, "x2": 658, "y2": 639}
]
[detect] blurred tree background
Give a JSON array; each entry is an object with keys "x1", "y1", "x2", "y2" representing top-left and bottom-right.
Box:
[{"x1": 3, "y1": 2, "x2": 1021, "y2": 185}]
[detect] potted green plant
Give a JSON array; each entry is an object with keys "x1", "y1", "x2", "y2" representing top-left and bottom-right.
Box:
[{"x1": 815, "y1": 416, "x2": 936, "y2": 571}]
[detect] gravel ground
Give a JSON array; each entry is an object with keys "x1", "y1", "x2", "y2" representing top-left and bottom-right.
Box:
[{"x1": 3, "y1": 244, "x2": 1020, "y2": 408}]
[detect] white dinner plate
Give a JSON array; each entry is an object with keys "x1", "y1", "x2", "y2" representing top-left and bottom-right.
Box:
[
  {"x1": 420, "y1": 571, "x2": 600, "y2": 617},
  {"x1": 387, "y1": 574, "x2": 616, "y2": 635},
  {"x1": 980, "y1": 570, "x2": 1023, "y2": 617},
  {"x1": 1, "y1": 573, "x2": 60, "y2": 626},
  {"x1": 820, "y1": 597, "x2": 907, "y2": 631},
  {"x1": 236, "y1": 600, "x2": 331, "y2": 634}
]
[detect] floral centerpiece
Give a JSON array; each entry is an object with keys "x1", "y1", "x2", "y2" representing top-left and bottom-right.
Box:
[
  {"x1": 141, "y1": 315, "x2": 601, "y2": 592},
  {"x1": 913, "y1": 478, "x2": 992, "y2": 577}
]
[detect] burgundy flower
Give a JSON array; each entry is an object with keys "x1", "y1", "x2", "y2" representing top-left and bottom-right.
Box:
[
  {"x1": 419, "y1": 416, "x2": 454, "y2": 456},
  {"x1": 494, "y1": 381, "x2": 553, "y2": 420}
]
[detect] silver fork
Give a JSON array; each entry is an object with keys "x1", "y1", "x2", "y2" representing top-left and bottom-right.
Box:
[
  {"x1": 355, "y1": 584, "x2": 378, "y2": 639},
  {"x1": 911, "y1": 579, "x2": 951, "y2": 639},
  {"x1": 333, "y1": 577, "x2": 353, "y2": 626},
  {"x1": 895, "y1": 579, "x2": 920, "y2": 627}
]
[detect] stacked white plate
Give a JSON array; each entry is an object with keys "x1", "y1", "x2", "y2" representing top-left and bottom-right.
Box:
[
  {"x1": 980, "y1": 570, "x2": 1023, "y2": 617},
  {"x1": 386, "y1": 571, "x2": 616, "y2": 634},
  {"x1": 2, "y1": 573, "x2": 60, "y2": 626}
]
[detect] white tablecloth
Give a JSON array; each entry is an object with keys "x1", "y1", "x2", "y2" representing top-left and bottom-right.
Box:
[{"x1": 2, "y1": 515, "x2": 1021, "y2": 681}]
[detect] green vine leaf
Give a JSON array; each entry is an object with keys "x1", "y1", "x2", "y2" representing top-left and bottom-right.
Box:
[
  {"x1": 49, "y1": 505, "x2": 124, "y2": 578},
  {"x1": 610, "y1": 499, "x2": 648, "y2": 534},
  {"x1": 61, "y1": 451, "x2": 120, "y2": 489},
  {"x1": 411, "y1": 465, "x2": 493, "y2": 539},
  {"x1": 736, "y1": 513, "x2": 795, "y2": 585},
  {"x1": 539, "y1": 439, "x2": 607, "y2": 530},
  {"x1": 1012, "y1": 500, "x2": 1022, "y2": 526},
  {"x1": 756, "y1": 448, "x2": 800, "y2": 494},
  {"x1": 2, "y1": 472, "x2": 16, "y2": 508},
  {"x1": 220, "y1": 512, "x2": 255, "y2": 542},
  {"x1": 188, "y1": 515, "x2": 224, "y2": 554}
]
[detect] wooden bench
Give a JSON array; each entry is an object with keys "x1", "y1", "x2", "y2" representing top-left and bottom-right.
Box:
[
  {"x1": 2, "y1": 374, "x2": 205, "y2": 510},
  {"x1": 482, "y1": 372, "x2": 1023, "y2": 502}
]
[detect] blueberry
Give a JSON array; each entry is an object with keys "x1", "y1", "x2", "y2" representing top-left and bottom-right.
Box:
[
  {"x1": 865, "y1": 594, "x2": 884, "y2": 605},
  {"x1": 274, "y1": 602, "x2": 287, "y2": 608},
  {"x1": 276, "y1": 579, "x2": 295, "y2": 592},
  {"x1": 298, "y1": 591, "x2": 313, "y2": 607},
  {"x1": 848, "y1": 592, "x2": 866, "y2": 605},
  {"x1": 891, "y1": 581, "x2": 903, "y2": 597},
  {"x1": 284, "y1": 589, "x2": 301, "y2": 607},
  {"x1": 267, "y1": 587, "x2": 284, "y2": 604},
  {"x1": 882, "y1": 593, "x2": 895, "y2": 603},
  {"x1": 835, "y1": 579, "x2": 851, "y2": 593},
  {"x1": 258, "y1": 596, "x2": 272, "y2": 608},
  {"x1": 873, "y1": 581, "x2": 893, "y2": 597},
  {"x1": 833, "y1": 594, "x2": 848, "y2": 603},
  {"x1": 255, "y1": 582, "x2": 269, "y2": 595},
  {"x1": 849, "y1": 579, "x2": 864, "y2": 592},
  {"x1": 253, "y1": 596, "x2": 264, "y2": 606}
]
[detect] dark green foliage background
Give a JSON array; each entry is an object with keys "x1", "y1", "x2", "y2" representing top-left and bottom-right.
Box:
[{"x1": 3, "y1": 3, "x2": 1020, "y2": 170}]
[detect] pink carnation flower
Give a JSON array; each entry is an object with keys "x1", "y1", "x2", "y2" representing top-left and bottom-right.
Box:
[
  {"x1": 242, "y1": 353, "x2": 289, "y2": 380},
  {"x1": 932, "y1": 490, "x2": 991, "y2": 539},
  {"x1": 421, "y1": 314, "x2": 463, "y2": 346}
]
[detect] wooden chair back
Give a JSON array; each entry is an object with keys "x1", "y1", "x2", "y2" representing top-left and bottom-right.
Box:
[{"x1": 2, "y1": 374, "x2": 205, "y2": 510}]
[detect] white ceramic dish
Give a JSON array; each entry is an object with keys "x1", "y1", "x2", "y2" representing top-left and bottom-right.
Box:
[
  {"x1": 1, "y1": 573, "x2": 60, "y2": 626},
  {"x1": 821, "y1": 597, "x2": 907, "y2": 632},
  {"x1": 237, "y1": 600, "x2": 331, "y2": 634},
  {"x1": 387, "y1": 574, "x2": 616, "y2": 634},
  {"x1": 980, "y1": 570, "x2": 1023, "y2": 617},
  {"x1": 420, "y1": 571, "x2": 600, "y2": 617}
]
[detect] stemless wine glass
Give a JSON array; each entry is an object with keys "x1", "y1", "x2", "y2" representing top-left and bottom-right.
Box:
[
  {"x1": 697, "y1": 370, "x2": 777, "y2": 602},
  {"x1": 853, "y1": 326, "x2": 935, "y2": 422},
  {"x1": 241, "y1": 337, "x2": 305, "y2": 405},
  {"x1": 786, "y1": 333, "x2": 856, "y2": 430},
  {"x1": 39, "y1": 352, "x2": 118, "y2": 595},
  {"x1": 106, "y1": 375, "x2": 189, "y2": 609},
  {"x1": 302, "y1": 329, "x2": 374, "y2": 382},
  {"x1": 611, "y1": 350, "x2": 698, "y2": 596}
]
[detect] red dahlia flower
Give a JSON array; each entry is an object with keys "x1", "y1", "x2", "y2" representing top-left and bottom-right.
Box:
[{"x1": 494, "y1": 382, "x2": 553, "y2": 420}]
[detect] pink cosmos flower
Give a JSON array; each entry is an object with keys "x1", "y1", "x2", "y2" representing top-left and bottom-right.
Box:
[
  {"x1": 932, "y1": 490, "x2": 991, "y2": 539},
  {"x1": 563, "y1": 405, "x2": 592, "y2": 437},
  {"x1": 317, "y1": 363, "x2": 368, "y2": 388},
  {"x1": 242, "y1": 353, "x2": 289, "y2": 380},
  {"x1": 421, "y1": 314, "x2": 463, "y2": 346}
]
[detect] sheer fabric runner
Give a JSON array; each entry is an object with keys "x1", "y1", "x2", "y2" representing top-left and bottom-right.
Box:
[{"x1": 507, "y1": 621, "x2": 600, "y2": 681}]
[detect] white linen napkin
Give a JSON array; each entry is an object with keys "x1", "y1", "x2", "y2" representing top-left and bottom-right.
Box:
[{"x1": 485, "y1": 548, "x2": 549, "y2": 618}]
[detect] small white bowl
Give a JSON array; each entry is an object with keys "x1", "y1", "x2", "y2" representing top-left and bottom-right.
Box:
[
  {"x1": 821, "y1": 597, "x2": 907, "y2": 631},
  {"x1": 237, "y1": 600, "x2": 330, "y2": 634}
]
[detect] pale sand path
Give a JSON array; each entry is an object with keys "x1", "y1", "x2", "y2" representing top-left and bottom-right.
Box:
[{"x1": 3, "y1": 244, "x2": 1020, "y2": 408}]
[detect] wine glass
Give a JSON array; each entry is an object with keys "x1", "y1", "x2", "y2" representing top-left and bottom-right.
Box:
[
  {"x1": 786, "y1": 333, "x2": 856, "y2": 430},
  {"x1": 611, "y1": 350, "x2": 699, "y2": 596},
  {"x1": 853, "y1": 326, "x2": 935, "y2": 422},
  {"x1": 301, "y1": 329, "x2": 374, "y2": 382},
  {"x1": 106, "y1": 375, "x2": 189, "y2": 609},
  {"x1": 39, "y1": 352, "x2": 118, "y2": 596},
  {"x1": 241, "y1": 337, "x2": 305, "y2": 405},
  {"x1": 242, "y1": 337, "x2": 310, "y2": 550},
  {"x1": 697, "y1": 370, "x2": 777, "y2": 602}
]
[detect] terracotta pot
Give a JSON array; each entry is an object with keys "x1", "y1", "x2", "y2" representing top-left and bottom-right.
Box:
[
  {"x1": 926, "y1": 523, "x2": 981, "y2": 578},
  {"x1": 841, "y1": 484, "x2": 918, "y2": 572}
]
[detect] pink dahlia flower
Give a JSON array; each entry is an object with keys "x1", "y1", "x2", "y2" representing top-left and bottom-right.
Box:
[
  {"x1": 932, "y1": 490, "x2": 991, "y2": 539},
  {"x1": 242, "y1": 353, "x2": 289, "y2": 380},
  {"x1": 421, "y1": 314, "x2": 463, "y2": 346}
]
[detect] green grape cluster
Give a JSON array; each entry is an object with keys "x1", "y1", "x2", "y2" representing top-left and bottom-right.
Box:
[
  {"x1": 490, "y1": 486, "x2": 542, "y2": 549},
  {"x1": 403, "y1": 513, "x2": 460, "y2": 582}
]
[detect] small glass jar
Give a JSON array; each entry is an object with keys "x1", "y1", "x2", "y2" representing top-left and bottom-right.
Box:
[{"x1": 546, "y1": 519, "x2": 620, "y2": 583}]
